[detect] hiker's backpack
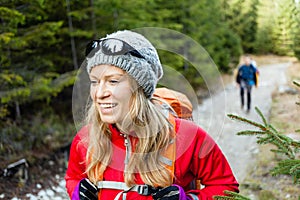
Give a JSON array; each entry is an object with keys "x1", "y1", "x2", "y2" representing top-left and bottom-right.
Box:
[
  {"x1": 153, "y1": 88, "x2": 203, "y2": 189},
  {"x1": 153, "y1": 87, "x2": 193, "y2": 121}
]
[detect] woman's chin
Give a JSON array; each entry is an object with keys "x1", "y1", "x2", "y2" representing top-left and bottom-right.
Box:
[{"x1": 99, "y1": 116, "x2": 118, "y2": 124}]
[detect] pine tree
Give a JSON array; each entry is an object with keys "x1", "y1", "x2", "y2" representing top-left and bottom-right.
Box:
[
  {"x1": 271, "y1": 0, "x2": 298, "y2": 56},
  {"x1": 225, "y1": 0, "x2": 259, "y2": 53},
  {"x1": 253, "y1": 0, "x2": 300, "y2": 56},
  {"x1": 0, "y1": 0, "x2": 79, "y2": 162},
  {"x1": 0, "y1": 0, "x2": 77, "y2": 119},
  {"x1": 292, "y1": 1, "x2": 300, "y2": 60},
  {"x1": 0, "y1": 5, "x2": 25, "y2": 118},
  {"x1": 192, "y1": 0, "x2": 242, "y2": 72},
  {"x1": 253, "y1": 0, "x2": 276, "y2": 54}
]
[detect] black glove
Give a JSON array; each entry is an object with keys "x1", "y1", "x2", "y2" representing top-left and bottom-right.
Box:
[
  {"x1": 79, "y1": 178, "x2": 98, "y2": 200},
  {"x1": 152, "y1": 184, "x2": 191, "y2": 200}
]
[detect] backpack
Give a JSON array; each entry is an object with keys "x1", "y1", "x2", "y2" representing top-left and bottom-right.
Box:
[
  {"x1": 153, "y1": 87, "x2": 193, "y2": 121},
  {"x1": 153, "y1": 88, "x2": 201, "y2": 189}
]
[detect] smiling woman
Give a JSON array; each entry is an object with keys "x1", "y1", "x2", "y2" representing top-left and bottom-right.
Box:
[{"x1": 65, "y1": 30, "x2": 239, "y2": 200}]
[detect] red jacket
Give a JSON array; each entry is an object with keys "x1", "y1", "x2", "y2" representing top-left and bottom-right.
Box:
[{"x1": 65, "y1": 118, "x2": 239, "y2": 199}]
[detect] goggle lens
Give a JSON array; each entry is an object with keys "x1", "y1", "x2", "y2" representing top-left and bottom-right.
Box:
[{"x1": 85, "y1": 38, "x2": 145, "y2": 59}]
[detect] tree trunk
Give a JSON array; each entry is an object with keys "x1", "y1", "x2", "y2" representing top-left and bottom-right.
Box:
[
  {"x1": 15, "y1": 101, "x2": 21, "y2": 120},
  {"x1": 90, "y1": 0, "x2": 96, "y2": 36},
  {"x1": 66, "y1": 0, "x2": 78, "y2": 69}
]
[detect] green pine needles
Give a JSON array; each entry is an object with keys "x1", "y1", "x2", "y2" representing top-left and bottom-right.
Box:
[
  {"x1": 214, "y1": 81, "x2": 300, "y2": 199},
  {"x1": 213, "y1": 190, "x2": 251, "y2": 200},
  {"x1": 227, "y1": 107, "x2": 300, "y2": 183}
]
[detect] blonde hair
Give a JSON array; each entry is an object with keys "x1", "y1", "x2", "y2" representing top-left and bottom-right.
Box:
[{"x1": 85, "y1": 79, "x2": 174, "y2": 187}]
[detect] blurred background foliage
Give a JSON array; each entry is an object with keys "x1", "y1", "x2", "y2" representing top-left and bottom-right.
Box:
[{"x1": 1, "y1": 0, "x2": 300, "y2": 165}]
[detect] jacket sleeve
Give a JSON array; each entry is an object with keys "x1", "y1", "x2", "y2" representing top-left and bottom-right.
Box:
[
  {"x1": 175, "y1": 119, "x2": 239, "y2": 199},
  {"x1": 65, "y1": 126, "x2": 89, "y2": 198}
]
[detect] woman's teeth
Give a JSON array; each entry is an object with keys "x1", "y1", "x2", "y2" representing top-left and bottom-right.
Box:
[{"x1": 100, "y1": 103, "x2": 117, "y2": 108}]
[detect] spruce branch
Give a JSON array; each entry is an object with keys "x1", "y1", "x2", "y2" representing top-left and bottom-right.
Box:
[
  {"x1": 213, "y1": 190, "x2": 251, "y2": 200},
  {"x1": 271, "y1": 159, "x2": 300, "y2": 184},
  {"x1": 228, "y1": 107, "x2": 300, "y2": 184},
  {"x1": 269, "y1": 124, "x2": 279, "y2": 134},
  {"x1": 236, "y1": 130, "x2": 266, "y2": 136},
  {"x1": 227, "y1": 114, "x2": 266, "y2": 130},
  {"x1": 293, "y1": 80, "x2": 300, "y2": 87},
  {"x1": 294, "y1": 81, "x2": 300, "y2": 105},
  {"x1": 228, "y1": 107, "x2": 296, "y2": 159},
  {"x1": 254, "y1": 107, "x2": 268, "y2": 126}
]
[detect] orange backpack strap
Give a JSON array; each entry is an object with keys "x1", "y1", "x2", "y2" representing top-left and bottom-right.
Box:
[
  {"x1": 86, "y1": 148, "x2": 103, "y2": 198},
  {"x1": 160, "y1": 114, "x2": 176, "y2": 181}
]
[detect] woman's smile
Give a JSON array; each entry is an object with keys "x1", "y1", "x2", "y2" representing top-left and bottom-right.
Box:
[{"x1": 97, "y1": 103, "x2": 118, "y2": 114}]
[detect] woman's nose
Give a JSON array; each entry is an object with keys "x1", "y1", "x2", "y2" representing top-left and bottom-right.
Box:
[{"x1": 95, "y1": 83, "x2": 111, "y2": 99}]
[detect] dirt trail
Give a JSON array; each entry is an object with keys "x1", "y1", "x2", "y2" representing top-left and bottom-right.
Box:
[{"x1": 195, "y1": 62, "x2": 292, "y2": 183}]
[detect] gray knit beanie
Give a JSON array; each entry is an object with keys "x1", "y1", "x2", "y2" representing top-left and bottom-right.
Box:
[{"x1": 86, "y1": 30, "x2": 163, "y2": 98}]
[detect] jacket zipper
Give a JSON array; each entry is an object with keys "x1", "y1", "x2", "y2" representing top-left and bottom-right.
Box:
[{"x1": 124, "y1": 135, "x2": 131, "y2": 165}]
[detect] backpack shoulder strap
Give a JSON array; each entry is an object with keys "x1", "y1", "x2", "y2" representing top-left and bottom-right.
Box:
[{"x1": 160, "y1": 114, "x2": 176, "y2": 181}]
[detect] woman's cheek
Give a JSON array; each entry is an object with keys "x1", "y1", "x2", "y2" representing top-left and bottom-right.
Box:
[{"x1": 90, "y1": 87, "x2": 96, "y2": 101}]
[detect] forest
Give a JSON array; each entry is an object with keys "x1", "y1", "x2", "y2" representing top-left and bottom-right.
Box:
[{"x1": 1, "y1": 0, "x2": 300, "y2": 183}]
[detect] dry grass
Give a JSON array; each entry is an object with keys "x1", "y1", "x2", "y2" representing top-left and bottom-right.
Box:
[
  {"x1": 241, "y1": 143, "x2": 299, "y2": 200},
  {"x1": 270, "y1": 60, "x2": 300, "y2": 133}
]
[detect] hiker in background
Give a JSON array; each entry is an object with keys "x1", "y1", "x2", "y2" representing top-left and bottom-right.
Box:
[
  {"x1": 236, "y1": 55, "x2": 258, "y2": 113},
  {"x1": 65, "y1": 30, "x2": 238, "y2": 200}
]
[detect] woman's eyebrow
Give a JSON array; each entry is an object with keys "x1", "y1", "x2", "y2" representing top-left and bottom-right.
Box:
[
  {"x1": 89, "y1": 73, "x2": 125, "y2": 79},
  {"x1": 105, "y1": 73, "x2": 124, "y2": 78},
  {"x1": 89, "y1": 74, "x2": 98, "y2": 79}
]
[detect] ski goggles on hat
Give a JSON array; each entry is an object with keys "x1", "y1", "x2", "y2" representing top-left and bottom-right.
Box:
[{"x1": 85, "y1": 38, "x2": 145, "y2": 59}]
